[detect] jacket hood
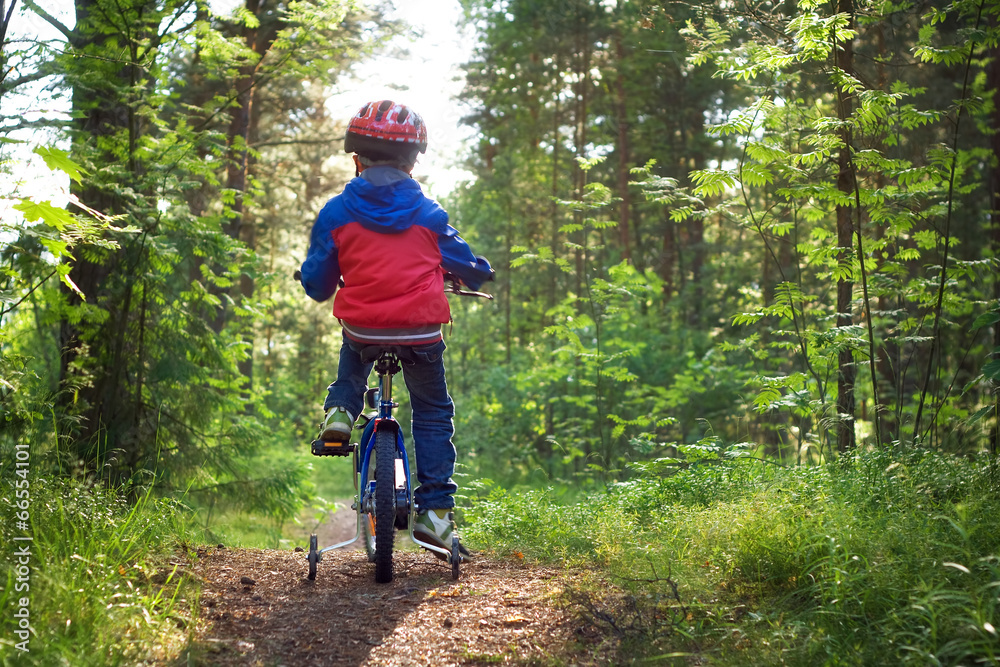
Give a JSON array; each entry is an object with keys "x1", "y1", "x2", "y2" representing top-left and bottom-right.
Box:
[{"x1": 337, "y1": 176, "x2": 448, "y2": 234}]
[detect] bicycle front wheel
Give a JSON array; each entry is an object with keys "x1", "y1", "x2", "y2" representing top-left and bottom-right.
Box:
[{"x1": 373, "y1": 428, "x2": 396, "y2": 583}]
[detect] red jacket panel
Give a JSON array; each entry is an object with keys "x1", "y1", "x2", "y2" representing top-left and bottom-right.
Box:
[{"x1": 331, "y1": 222, "x2": 451, "y2": 328}]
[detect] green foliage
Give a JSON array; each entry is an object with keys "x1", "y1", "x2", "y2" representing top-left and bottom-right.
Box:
[
  {"x1": 466, "y1": 448, "x2": 1000, "y2": 665},
  {"x1": 676, "y1": 0, "x2": 1000, "y2": 452},
  {"x1": 449, "y1": 0, "x2": 993, "y2": 479},
  {"x1": 1, "y1": 150, "x2": 122, "y2": 300},
  {"x1": 0, "y1": 472, "x2": 194, "y2": 665},
  {"x1": 0, "y1": 0, "x2": 402, "y2": 655},
  {"x1": 1, "y1": 0, "x2": 395, "y2": 524}
]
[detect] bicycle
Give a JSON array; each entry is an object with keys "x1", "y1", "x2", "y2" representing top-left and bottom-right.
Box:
[{"x1": 302, "y1": 273, "x2": 493, "y2": 584}]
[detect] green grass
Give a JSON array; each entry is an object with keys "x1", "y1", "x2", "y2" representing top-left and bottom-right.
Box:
[
  {"x1": 0, "y1": 434, "x2": 355, "y2": 664},
  {"x1": 464, "y1": 448, "x2": 1000, "y2": 665},
  {"x1": 6, "y1": 436, "x2": 992, "y2": 665},
  {"x1": 175, "y1": 448, "x2": 357, "y2": 551},
  {"x1": 0, "y1": 476, "x2": 196, "y2": 666},
  {"x1": 216, "y1": 452, "x2": 358, "y2": 551}
]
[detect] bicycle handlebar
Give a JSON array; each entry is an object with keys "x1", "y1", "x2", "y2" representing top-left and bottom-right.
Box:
[
  {"x1": 442, "y1": 272, "x2": 494, "y2": 300},
  {"x1": 294, "y1": 270, "x2": 494, "y2": 300}
]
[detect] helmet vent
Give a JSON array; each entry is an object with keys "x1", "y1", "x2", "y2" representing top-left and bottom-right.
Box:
[
  {"x1": 375, "y1": 100, "x2": 393, "y2": 121},
  {"x1": 397, "y1": 107, "x2": 409, "y2": 124}
]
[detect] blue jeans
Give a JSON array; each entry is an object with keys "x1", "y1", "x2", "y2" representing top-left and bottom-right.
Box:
[{"x1": 324, "y1": 333, "x2": 457, "y2": 510}]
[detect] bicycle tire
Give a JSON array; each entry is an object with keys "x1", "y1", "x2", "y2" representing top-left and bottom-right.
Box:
[
  {"x1": 374, "y1": 428, "x2": 396, "y2": 583},
  {"x1": 307, "y1": 534, "x2": 318, "y2": 581},
  {"x1": 451, "y1": 535, "x2": 460, "y2": 580}
]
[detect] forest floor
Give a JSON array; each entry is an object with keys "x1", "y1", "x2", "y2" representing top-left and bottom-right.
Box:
[{"x1": 177, "y1": 505, "x2": 620, "y2": 666}]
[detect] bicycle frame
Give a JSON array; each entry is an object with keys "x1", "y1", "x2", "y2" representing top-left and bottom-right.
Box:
[{"x1": 312, "y1": 351, "x2": 453, "y2": 564}]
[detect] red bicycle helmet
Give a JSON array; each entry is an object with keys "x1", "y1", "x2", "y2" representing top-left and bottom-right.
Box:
[{"x1": 344, "y1": 100, "x2": 428, "y2": 159}]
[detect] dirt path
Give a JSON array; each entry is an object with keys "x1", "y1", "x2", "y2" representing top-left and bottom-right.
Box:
[{"x1": 180, "y1": 526, "x2": 615, "y2": 665}]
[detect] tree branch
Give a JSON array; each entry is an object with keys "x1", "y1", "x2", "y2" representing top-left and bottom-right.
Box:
[
  {"x1": 22, "y1": 0, "x2": 73, "y2": 40},
  {"x1": 1, "y1": 0, "x2": 19, "y2": 49},
  {"x1": 0, "y1": 116, "x2": 72, "y2": 133},
  {"x1": 2, "y1": 268, "x2": 57, "y2": 316},
  {"x1": 154, "y1": 0, "x2": 198, "y2": 46},
  {"x1": 0, "y1": 68, "x2": 56, "y2": 96}
]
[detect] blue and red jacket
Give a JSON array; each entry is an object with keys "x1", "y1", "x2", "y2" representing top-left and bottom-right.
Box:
[{"x1": 300, "y1": 166, "x2": 493, "y2": 345}]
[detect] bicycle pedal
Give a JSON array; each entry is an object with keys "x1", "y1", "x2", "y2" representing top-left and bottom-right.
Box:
[{"x1": 311, "y1": 439, "x2": 356, "y2": 457}]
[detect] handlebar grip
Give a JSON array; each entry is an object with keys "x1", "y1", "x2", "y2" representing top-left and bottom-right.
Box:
[{"x1": 293, "y1": 270, "x2": 302, "y2": 281}]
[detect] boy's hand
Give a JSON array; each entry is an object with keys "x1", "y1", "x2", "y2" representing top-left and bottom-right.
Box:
[{"x1": 442, "y1": 271, "x2": 494, "y2": 300}]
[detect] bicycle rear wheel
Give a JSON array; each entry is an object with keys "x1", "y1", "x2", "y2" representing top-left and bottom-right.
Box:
[{"x1": 374, "y1": 428, "x2": 396, "y2": 583}]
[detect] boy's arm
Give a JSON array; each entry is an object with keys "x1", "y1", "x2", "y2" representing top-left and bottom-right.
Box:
[
  {"x1": 438, "y1": 224, "x2": 493, "y2": 290},
  {"x1": 300, "y1": 213, "x2": 341, "y2": 302}
]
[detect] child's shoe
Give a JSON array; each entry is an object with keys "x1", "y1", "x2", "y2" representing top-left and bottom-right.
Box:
[
  {"x1": 319, "y1": 406, "x2": 354, "y2": 442},
  {"x1": 413, "y1": 509, "x2": 473, "y2": 561}
]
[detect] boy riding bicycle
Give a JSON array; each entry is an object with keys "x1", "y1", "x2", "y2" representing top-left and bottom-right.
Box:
[{"x1": 298, "y1": 100, "x2": 493, "y2": 557}]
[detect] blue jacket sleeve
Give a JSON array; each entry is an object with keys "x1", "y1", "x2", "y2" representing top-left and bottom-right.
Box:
[
  {"x1": 438, "y1": 224, "x2": 493, "y2": 290},
  {"x1": 300, "y1": 205, "x2": 341, "y2": 302}
]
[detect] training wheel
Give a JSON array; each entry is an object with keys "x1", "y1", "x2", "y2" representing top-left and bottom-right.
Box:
[
  {"x1": 307, "y1": 534, "x2": 319, "y2": 580},
  {"x1": 451, "y1": 535, "x2": 461, "y2": 580}
]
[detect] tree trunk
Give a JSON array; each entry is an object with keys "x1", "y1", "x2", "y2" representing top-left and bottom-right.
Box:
[
  {"x1": 505, "y1": 199, "x2": 513, "y2": 364},
  {"x1": 612, "y1": 20, "x2": 631, "y2": 261},
  {"x1": 59, "y1": 0, "x2": 157, "y2": 482},
  {"x1": 572, "y1": 6, "x2": 590, "y2": 298},
  {"x1": 659, "y1": 215, "x2": 675, "y2": 300},
  {"x1": 216, "y1": 0, "x2": 277, "y2": 387},
  {"x1": 990, "y1": 37, "x2": 1000, "y2": 456},
  {"x1": 871, "y1": 21, "x2": 898, "y2": 445},
  {"x1": 687, "y1": 215, "x2": 705, "y2": 327},
  {"x1": 835, "y1": 0, "x2": 857, "y2": 453},
  {"x1": 548, "y1": 58, "x2": 562, "y2": 319}
]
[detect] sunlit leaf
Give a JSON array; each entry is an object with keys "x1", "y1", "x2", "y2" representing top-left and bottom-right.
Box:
[{"x1": 33, "y1": 146, "x2": 86, "y2": 183}]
